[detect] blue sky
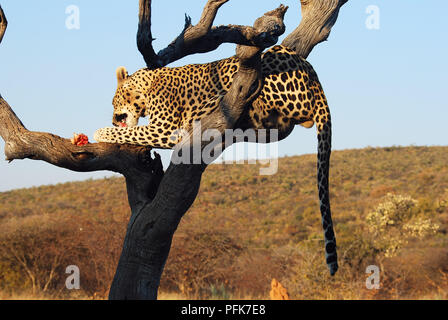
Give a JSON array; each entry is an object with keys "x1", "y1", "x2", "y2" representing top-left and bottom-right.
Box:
[{"x1": 0, "y1": 0, "x2": 447, "y2": 191}]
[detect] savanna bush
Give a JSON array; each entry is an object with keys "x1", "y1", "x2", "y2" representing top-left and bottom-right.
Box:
[
  {"x1": 161, "y1": 228, "x2": 243, "y2": 298},
  {"x1": 0, "y1": 212, "x2": 126, "y2": 298},
  {"x1": 366, "y1": 193, "x2": 439, "y2": 258}
]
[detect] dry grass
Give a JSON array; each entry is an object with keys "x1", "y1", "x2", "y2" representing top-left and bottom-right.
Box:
[
  {"x1": 0, "y1": 146, "x2": 447, "y2": 300},
  {"x1": 158, "y1": 292, "x2": 187, "y2": 300}
]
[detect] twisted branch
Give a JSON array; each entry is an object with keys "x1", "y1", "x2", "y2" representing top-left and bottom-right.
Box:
[{"x1": 137, "y1": 0, "x2": 288, "y2": 68}]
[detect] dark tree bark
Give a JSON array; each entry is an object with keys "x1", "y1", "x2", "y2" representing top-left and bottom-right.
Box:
[
  {"x1": 0, "y1": 1, "x2": 348, "y2": 300},
  {"x1": 137, "y1": 0, "x2": 288, "y2": 69},
  {"x1": 0, "y1": 5, "x2": 6, "y2": 44}
]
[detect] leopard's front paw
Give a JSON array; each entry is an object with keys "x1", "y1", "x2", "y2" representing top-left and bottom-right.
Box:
[{"x1": 94, "y1": 127, "x2": 113, "y2": 143}]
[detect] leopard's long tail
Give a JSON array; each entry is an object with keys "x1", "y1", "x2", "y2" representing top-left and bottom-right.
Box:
[{"x1": 315, "y1": 103, "x2": 338, "y2": 276}]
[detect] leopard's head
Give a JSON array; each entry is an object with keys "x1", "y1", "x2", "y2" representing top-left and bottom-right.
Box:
[{"x1": 112, "y1": 66, "x2": 147, "y2": 128}]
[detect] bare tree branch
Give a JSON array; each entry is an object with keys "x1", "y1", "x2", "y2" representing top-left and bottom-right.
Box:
[
  {"x1": 137, "y1": 0, "x2": 288, "y2": 68},
  {"x1": 282, "y1": 0, "x2": 348, "y2": 58},
  {"x1": 196, "y1": 0, "x2": 230, "y2": 34},
  {"x1": 137, "y1": 0, "x2": 159, "y2": 68},
  {"x1": 0, "y1": 7, "x2": 162, "y2": 200},
  {"x1": 0, "y1": 96, "x2": 164, "y2": 207},
  {"x1": 0, "y1": 5, "x2": 7, "y2": 45}
]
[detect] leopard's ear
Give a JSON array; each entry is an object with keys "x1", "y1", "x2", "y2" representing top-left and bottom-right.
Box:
[{"x1": 116, "y1": 66, "x2": 128, "y2": 86}]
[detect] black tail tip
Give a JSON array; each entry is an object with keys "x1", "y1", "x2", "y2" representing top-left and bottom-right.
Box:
[{"x1": 329, "y1": 262, "x2": 338, "y2": 276}]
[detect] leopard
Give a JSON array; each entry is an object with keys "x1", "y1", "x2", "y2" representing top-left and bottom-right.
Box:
[{"x1": 94, "y1": 45, "x2": 338, "y2": 275}]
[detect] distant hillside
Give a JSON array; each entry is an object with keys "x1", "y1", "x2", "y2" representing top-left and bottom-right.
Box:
[{"x1": 0, "y1": 146, "x2": 447, "y2": 299}]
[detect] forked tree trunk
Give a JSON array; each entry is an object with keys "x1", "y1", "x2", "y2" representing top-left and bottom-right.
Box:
[
  {"x1": 0, "y1": 0, "x2": 348, "y2": 300},
  {"x1": 282, "y1": 0, "x2": 348, "y2": 59}
]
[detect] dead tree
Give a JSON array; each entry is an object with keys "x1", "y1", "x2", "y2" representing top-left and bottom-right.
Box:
[{"x1": 0, "y1": 0, "x2": 347, "y2": 300}]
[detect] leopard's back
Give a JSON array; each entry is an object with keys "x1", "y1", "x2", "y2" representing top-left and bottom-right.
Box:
[{"x1": 144, "y1": 45, "x2": 328, "y2": 137}]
